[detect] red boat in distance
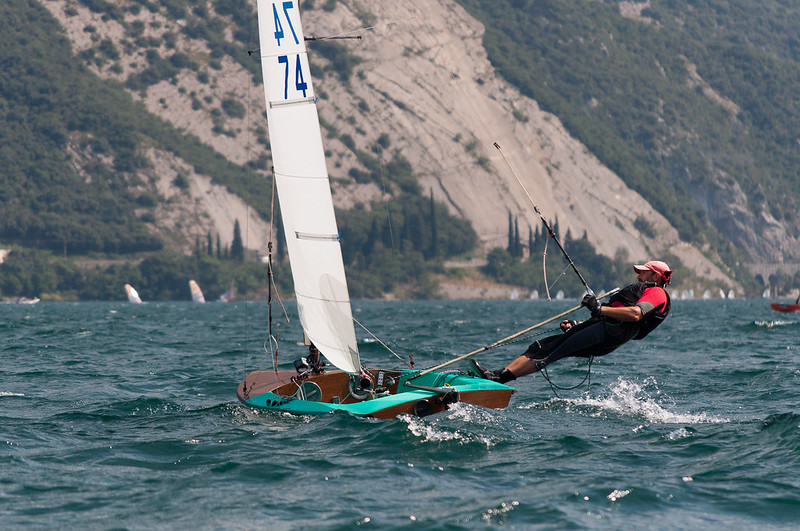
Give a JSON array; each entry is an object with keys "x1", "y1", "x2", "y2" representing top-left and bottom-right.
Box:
[{"x1": 770, "y1": 302, "x2": 800, "y2": 313}]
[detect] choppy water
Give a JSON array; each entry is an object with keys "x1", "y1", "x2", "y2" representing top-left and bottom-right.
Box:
[{"x1": 2, "y1": 299, "x2": 800, "y2": 529}]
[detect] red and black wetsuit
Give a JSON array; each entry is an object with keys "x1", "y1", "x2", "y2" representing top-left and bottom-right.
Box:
[{"x1": 523, "y1": 282, "x2": 671, "y2": 369}]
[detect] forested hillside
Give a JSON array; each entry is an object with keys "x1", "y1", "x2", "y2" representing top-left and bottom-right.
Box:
[
  {"x1": 0, "y1": 0, "x2": 264, "y2": 255},
  {"x1": 0, "y1": 0, "x2": 481, "y2": 300},
  {"x1": 456, "y1": 0, "x2": 800, "y2": 265},
  {"x1": 4, "y1": 0, "x2": 800, "y2": 300}
]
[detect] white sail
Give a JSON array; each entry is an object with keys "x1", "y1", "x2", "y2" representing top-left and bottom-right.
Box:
[
  {"x1": 189, "y1": 280, "x2": 206, "y2": 303},
  {"x1": 125, "y1": 284, "x2": 142, "y2": 304},
  {"x1": 257, "y1": 0, "x2": 360, "y2": 374},
  {"x1": 219, "y1": 280, "x2": 235, "y2": 302}
]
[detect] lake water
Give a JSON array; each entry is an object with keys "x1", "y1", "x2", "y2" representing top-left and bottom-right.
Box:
[{"x1": 2, "y1": 298, "x2": 799, "y2": 529}]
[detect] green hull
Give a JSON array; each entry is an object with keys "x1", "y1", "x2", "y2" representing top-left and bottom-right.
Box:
[{"x1": 239, "y1": 369, "x2": 515, "y2": 419}]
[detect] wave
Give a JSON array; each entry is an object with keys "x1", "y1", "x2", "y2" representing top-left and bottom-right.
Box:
[
  {"x1": 398, "y1": 402, "x2": 517, "y2": 446},
  {"x1": 524, "y1": 377, "x2": 729, "y2": 424},
  {"x1": 752, "y1": 319, "x2": 799, "y2": 329}
]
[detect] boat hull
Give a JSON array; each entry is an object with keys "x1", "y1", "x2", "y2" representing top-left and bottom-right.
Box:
[
  {"x1": 770, "y1": 302, "x2": 800, "y2": 313},
  {"x1": 237, "y1": 368, "x2": 515, "y2": 419}
]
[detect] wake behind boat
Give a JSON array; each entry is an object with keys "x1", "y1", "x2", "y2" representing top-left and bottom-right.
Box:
[{"x1": 236, "y1": 0, "x2": 514, "y2": 419}]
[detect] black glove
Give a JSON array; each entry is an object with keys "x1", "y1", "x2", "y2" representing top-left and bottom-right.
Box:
[{"x1": 581, "y1": 293, "x2": 602, "y2": 318}]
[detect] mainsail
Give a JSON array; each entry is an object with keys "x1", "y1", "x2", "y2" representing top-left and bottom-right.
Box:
[
  {"x1": 125, "y1": 284, "x2": 142, "y2": 304},
  {"x1": 257, "y1": 0, "x2": 360, "y2": 374}
]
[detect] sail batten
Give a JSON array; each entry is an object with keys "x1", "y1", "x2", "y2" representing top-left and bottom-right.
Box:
[{"x1": 257, "y1": 0, "x2": 360, "y2": 375}]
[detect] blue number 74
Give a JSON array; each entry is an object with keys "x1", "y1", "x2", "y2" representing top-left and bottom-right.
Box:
[
  {"x1": 273, "y1": 1, "x2": 299, "y2": 46},
  {"x1": 278, "y1": 55, "x2": 308, "y2": 99}
]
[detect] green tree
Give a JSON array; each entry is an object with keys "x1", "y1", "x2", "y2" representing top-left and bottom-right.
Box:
[
  {"x1": 428, "y1": 188, "x2": 438, "y2": 259},
  {"x1": 231, "y1": 219, "x2": 244, "y2": 261}
]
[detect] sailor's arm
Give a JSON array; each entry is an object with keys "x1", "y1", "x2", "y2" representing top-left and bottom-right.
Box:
[
  {"x1": 599, "y1": 296, "x2": 661, "y2": 322},
  {"x1": 597, "y1": 304, "x2": 644, "y2": 322}
]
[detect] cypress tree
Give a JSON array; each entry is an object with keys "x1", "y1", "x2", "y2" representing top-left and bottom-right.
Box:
[
  {"x1": 528, "y1": 226, "x2": 534, "y2": 259},
  {"x1": 428, "y1": 189, "x2": 438, "y2": 258},
  {"x1": 507, "y1": 210, "x2": 514, "y2": 254},
  {"x1": 231, "y1": 219, "x2": 244, "y2": 261}
]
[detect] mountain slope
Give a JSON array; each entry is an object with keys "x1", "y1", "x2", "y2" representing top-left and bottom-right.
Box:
[
  {"x1": 19, "y1": 0, "x2": 793, "y2": 294},
  {"x1": 457, "y1": 0, "x2": 800, "y2": 268}
]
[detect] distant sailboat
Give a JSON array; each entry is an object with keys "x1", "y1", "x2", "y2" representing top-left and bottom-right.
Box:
[
  {"x1": 219, "y1": 280, "x2": 235, "y2": 302},
  {"x1": 125, "y1": 284, "x2": 142, "y2": 304},
  {"x1": 770, "y1": 301, "x2": 800, "y2": 313},
  {"x1": 189, "y1": 280, "x2": 206, "y2": 303}
]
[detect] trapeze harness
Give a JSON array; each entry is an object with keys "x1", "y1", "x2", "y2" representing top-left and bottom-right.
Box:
[{"x1": 524, "y1": 282, "x2": 671, "y2": 370}]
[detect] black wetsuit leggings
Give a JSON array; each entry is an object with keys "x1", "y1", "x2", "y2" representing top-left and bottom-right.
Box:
[{"x1": 523, "y1": 319, "x2": 627, "y2": 369}]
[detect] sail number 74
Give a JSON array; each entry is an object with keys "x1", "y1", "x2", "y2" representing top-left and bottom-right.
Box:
[
  {"x1": 271, "y1": 1, "x2": 308, "y2": 100},
  {"x1": 277, "y1": 55, "x2": 308, "y2": 99},
  {"x1": 272, "y1": 1, "x2": 298, "y2": 46}
]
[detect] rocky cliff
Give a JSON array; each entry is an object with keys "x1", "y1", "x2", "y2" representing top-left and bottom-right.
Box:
[{"x1": 40, "y1": 0, "x2": 739, "y2": 290}]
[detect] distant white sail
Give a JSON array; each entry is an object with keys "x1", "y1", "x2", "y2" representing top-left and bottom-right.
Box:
[
  {"x1": 125, "y1": 284, "x2": 142, "y2": 304},
  {"x1": 189, "y1": 280, "x2": 206, "y2": 303},
  {"x1": 257, "y1": 0, "x2": 359, "y2": 374},
  {"x1": 219, "y1": 280, "x2": 235, "y2": 302}
]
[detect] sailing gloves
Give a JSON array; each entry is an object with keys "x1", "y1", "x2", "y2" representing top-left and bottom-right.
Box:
[{"x1": 581, "y1": 293, "x2": 602, "y2": 319}]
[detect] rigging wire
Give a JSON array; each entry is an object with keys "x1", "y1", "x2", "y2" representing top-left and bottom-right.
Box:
[
  {"x1": 539, "y1": 357, "x2": 594, "y2": 399},
  {"x1": 494, "y1": 142, "x2": 594, "y2": 296},
  {"x1": 266, "y1": 170, "x2": 291, "y2": 373},
  {"x1": 352, "y1": 316, "x2": 412, "y2": 368}
]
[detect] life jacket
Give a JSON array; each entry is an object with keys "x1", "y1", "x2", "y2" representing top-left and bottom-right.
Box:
[{"x1": 607, "y1": 282, "x2": 671, "y2": 340}]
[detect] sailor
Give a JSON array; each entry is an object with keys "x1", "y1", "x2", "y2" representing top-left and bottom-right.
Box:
[
  {"x1": 471, "y1": 260, "x2": 672, "y2": 383},
  {"x1": 294, "y1": 343, "x2": 325, "y2": 375}
]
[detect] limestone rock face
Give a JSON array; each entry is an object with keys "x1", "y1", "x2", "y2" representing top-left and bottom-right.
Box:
[{"x1": 40, "y1": 0, "x2": 751, "y2": 287}]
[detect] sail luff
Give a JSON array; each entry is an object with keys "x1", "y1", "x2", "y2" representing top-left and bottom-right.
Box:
[{"x1": 257, "y1": 0, "x2": 360, "y2": 374}]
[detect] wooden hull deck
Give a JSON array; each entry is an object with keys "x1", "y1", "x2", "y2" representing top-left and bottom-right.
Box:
[{"x1": 237, "y1": 368, "x2": 515, "y2": 419}]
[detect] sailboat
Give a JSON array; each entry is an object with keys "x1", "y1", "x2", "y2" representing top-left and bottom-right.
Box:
[
  {"x1": 124, "y1": 284, "x2": 142, "y2": 304},
  {"x1": 189, "y1": 280, "x2": 206, "y2": 303},
  {"x1": 219, "y1": 279, "x2": 235, "y2": 302},
  {"x1": 770, "y1": 302, "x2": 800, "y2": 312},
  {"x1": 236, "y1": 0, "x2": 514, "y2": 419}
]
